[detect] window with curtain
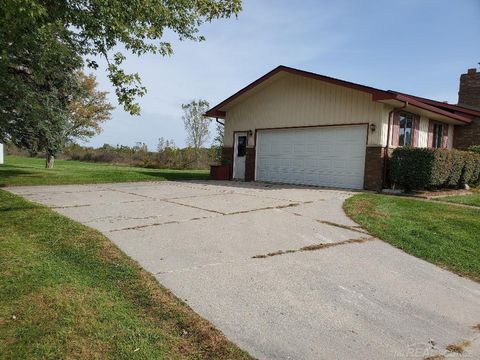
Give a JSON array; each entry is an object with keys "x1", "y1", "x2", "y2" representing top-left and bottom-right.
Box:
[
  {"x1": 432, "y1": 123, "x2": 445, "y2": 148},
  {"x1": 398, "y1": 113, "x2": 414, "y2": 146}
]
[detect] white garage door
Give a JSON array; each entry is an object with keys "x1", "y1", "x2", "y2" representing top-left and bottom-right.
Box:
[{"x1": 256, "y1": 126, "x2": 367, "y2": 189}]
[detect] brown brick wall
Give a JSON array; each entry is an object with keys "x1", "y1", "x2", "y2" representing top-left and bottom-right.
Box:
[
  {"x1": 453, "y1": 118, "x2": 480, "y2": 149},
  {"x1": 364, "y1": 146, "x2": 385, "y2": 191},
  {"x1": 458, "y1": 69, "x2": 480, "y2": 108},
  {"x1": 221, "y1": 146, "x2": 255, "y2": 181},
  {"x1": 245, "y1": 147, "x2": 256, "y2": 182},
  {"x1": 454, "y1": 69, "x2": 480, "y2": 149}
]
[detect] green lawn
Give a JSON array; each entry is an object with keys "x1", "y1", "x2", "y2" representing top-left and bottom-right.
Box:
[
  {"x1": 0, "y1": 156, "x2": 209, "y2": 186},
  {"x1": 434, "y1": 189, "x2": 480, "y2": 207},
  {"x1": 0, "y1": 190, "x2": 251, "y2": 360},
  {"x1": 344, "y1": 194, "x2": 480, "y2": 282}
]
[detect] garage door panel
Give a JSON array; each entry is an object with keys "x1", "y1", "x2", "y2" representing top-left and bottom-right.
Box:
[{"x1": 256, "y1": 126, "x2": 367, "y2": 189}]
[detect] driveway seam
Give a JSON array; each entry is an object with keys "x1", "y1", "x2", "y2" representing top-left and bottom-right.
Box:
[
  {"x1": 51, "y1": 199, "x2": 146, "y2": 209},
  {"x1": 251, "y1": 236, "x2": 376, "y2": 259},
  {"x1": 108, "y1": 215, "x2": 216, "y2": 232},
  {"x1": 155, "y1": 259, "x2": 251, "y2": 275},
  {"x1": 315, "y1": 220, "x2": 369, "y2": 234}
]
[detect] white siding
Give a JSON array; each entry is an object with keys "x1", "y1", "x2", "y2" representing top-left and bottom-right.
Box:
[
  {"x1": 448, "y1": 125, "x2": 454, "y2": 149},
  {"x1": 417, "y1": 117, "x2": 454, "y2": 149},
  {"x1": 417, "y1": 116, "x2": 430, "y2": 148},
  {"x1": 224, "y1": 74, "x2": 387, "y2": 147}
]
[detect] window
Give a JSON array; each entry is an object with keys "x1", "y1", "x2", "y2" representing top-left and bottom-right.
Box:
[
  {"x1": 399, "y1": 113, "x2": 414, "y2": 146},
  {"x1": 237, "y1": 136, "x2": 247, "y2": 157},
  {"x1": 432, "y1": 123, "x2": 444, "y2": 148}
]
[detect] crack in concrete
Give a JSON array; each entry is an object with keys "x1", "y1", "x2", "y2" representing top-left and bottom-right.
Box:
[
  {"x1": 222, "y1": 201, "x2": 304, "y2": 216},
  {"x1": 51, "y1": 199, "x2": 146, "y2": 209},
  {"x1": 9, "y1": 188, "x2": 111, "y2": 197},
  {"x1": 315, "y1": 220, "x2": 369, "y2": 234},
  {"x1": 108, "y1": 215, "x2": 215, "y2": 232},
  {"x1": 252, "y1": 236, "x2": 376, "y2": 259},
  {"x1": 108, "y1": 185, "x2": 236, "y2": 201},
  {"x1": 155, "y1": 259, "x2": 249, "y2": 275},
  {"x1": 104, "y1": 200, "x2": 314, "y2": 232},
  {"x1": 162, "y1": 198, "x2": 225, "y2": 214}
]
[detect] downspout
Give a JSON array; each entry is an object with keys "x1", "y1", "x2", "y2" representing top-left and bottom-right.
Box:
[
  {"x1": 215, "y1": 118, "x2": 224, "y2": 126},
  {"x1": 382, "y1": 101, "x2": 408, "y2": 188}
]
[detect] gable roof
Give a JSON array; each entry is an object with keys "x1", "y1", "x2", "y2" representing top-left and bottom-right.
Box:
[{"x1": 205, "y1": 65, "x2": 479, "y2": 124}]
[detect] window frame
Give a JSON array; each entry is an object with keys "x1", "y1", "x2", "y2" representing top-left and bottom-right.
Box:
[
  {"x1": 398, "y1": 112, "x2": 415, "y2": 147},
  {"x1": 432, "y1": 122, "x2": 445, "y2": 149},
  {"x1": 236, "y1": 135, "x2": 247, "y2": 157}
]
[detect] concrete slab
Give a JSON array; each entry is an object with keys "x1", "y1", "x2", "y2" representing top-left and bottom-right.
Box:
[
  {"x1": 169, "y1": 192, "x2": 295, "y2": 214},
  {"x1": 19, "y1": 189, "x2": 145, "y2": 207},
  {"x1": 102, "y1": 182, "x2": 228, "y2": 200},
  {"x1": 158, "y1": 240, "x2": 480, "y2": 360},
  {"x1": 284, "y1": 198, "x2": 360, "y2": 227},
  {"x1": 108, "y1": 209, "x2": 365, "y2": 274},
  {"x1": 56, "y1": 199, "x2": 216, "y2": 232},
  {"x1": 6, "y1": 184, "x2": 105, "y2": 195},
  {"x1": 8, "y1": 180, "x2": 480, "y2": 360}
]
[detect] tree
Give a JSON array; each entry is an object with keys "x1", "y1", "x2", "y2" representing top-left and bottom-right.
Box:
[
  {"x1": 44, "y1": 72, "x2": 114, "y2": 168},
  {"x1": 212, "y1": 121, "x2": 224, "y2": 163},
  {"x1": 0, "y1": 70, "x2": 113, "y2": 168},
  {"x1": 1, "y1": 1, "x2": 240, "y2": 167},
  {"x1": 182, "y1": 100, "x2": 210, "y2": 167},
  {"x1": 157, "y1": 137, "x2": 177, "y2": 152},
  {"x1": 66, "y1": 73, "x2": 114, "y2": 142},
  {"x1": 1, "y1": 0, "x2": 242, "y2": 115},
  {"x1": 0, "y1": 5, "x2": 84, "y2": 167}
]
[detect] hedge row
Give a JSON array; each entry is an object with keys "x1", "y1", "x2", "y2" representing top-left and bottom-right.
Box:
[
  {"x1": 389, "y1": 147, "x2": 480, "y2": 190},
  {"x1": 469, "y1": 145, "x2": 480, "y2": 154}
]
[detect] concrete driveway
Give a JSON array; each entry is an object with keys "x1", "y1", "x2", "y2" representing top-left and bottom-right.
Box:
[{"x1": 8, "y1": 181, "x2": 480, "y2": 359}]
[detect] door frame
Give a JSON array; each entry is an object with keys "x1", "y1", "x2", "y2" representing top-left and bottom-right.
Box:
[
  {"x1": 232, "y1": 131, "x2": 248, "y2": 180},
  {"x1": 254, "y1": 123, "x2": 369, "y2": 186}
]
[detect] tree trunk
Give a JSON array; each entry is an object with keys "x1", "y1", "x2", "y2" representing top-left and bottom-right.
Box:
[{"x1": 45, "y1": 153, "x2": 55, "y2": 169}]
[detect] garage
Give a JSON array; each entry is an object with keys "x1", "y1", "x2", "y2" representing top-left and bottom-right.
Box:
[{"x1": 255, "y1": 125, "x2": 367, "y2": 189}]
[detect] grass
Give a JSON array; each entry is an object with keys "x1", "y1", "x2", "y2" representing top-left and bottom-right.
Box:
[
  {"x1": 0, "y1": 156, "x2": 209, "y2": 186},
  {"x1": 344, "y1": 194, "x2": 480, "y2": 282},
  {"x1": 0, "y1": 190, "x2": 251, "y2": 360},
  {"x1": 434, "y1": 189, "x2": 480, "y2": 207}
]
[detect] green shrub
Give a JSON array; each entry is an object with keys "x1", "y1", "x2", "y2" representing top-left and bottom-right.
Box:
[
  {"x1": 468, "y1": 145, "x2": 480, "y2": 154},
  {"x1": 389, "y1": 147, "x2": 480, "y2": 190}
]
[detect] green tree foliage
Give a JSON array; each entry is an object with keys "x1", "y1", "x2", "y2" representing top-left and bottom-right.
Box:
[
  {"x1": 1, "y1": 0, "x2": 241, "y2": 166},
  {"x1": 67, "y1": 72, "x2": 114, "y2": 141},
  {"x1": 212, "y1": 121, "x2": 224, "y2": 163},
  {"x1": 1, "y1": 70, "x2": 113, "y2": 168},
  {"x1": 182, "y1": 99, "x2": 211, "y2": 166},
  {"x1": 1, "y1": 0, "x2": 242, "y2": 115}
]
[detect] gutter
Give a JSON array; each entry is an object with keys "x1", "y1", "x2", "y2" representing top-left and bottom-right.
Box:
[{"x1": 382, "y1": 101, "x2": 408, "y2": 188}]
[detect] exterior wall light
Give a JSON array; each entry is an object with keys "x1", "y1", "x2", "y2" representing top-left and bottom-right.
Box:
[
  {"x1": 248, "y1": 130, "x2": 253, "y2": 137},
  {"x1": 370, "y1": 123, "x2": 376, "y2": 132}
]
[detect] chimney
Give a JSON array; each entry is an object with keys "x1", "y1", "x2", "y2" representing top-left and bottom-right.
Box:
[{"x1": 458, "y1": 67, "x2": 480, "y2": 109}]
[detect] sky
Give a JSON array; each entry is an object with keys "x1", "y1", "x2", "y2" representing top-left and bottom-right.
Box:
[{"x1": 84, "y1": 0, "x2": 480, "y2": 150}]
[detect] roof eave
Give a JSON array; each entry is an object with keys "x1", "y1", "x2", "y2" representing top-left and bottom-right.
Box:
[{"x1": 374, "y1": 93, "x2": 472, "y2": 124}]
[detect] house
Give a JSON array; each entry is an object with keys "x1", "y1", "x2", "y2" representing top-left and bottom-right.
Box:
[
  {"x1": 205, "y1": 66, "x2": 480, "y2": 190},
  {"x1": 0, "y1": 143, "x2": 3, "y2": 165}
]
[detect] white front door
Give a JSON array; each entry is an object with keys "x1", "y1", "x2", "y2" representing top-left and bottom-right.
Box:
[
  {"x1": 256, "y1": 125, "x2": 367, "y2": 189},
  {"x1": 233, "y1": 132, "x2": 247, "y2": 180}
]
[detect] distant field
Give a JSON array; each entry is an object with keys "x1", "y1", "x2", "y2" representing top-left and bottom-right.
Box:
[{"x1": 0, "y1": 156, "x2": 210, "y2": 186}]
